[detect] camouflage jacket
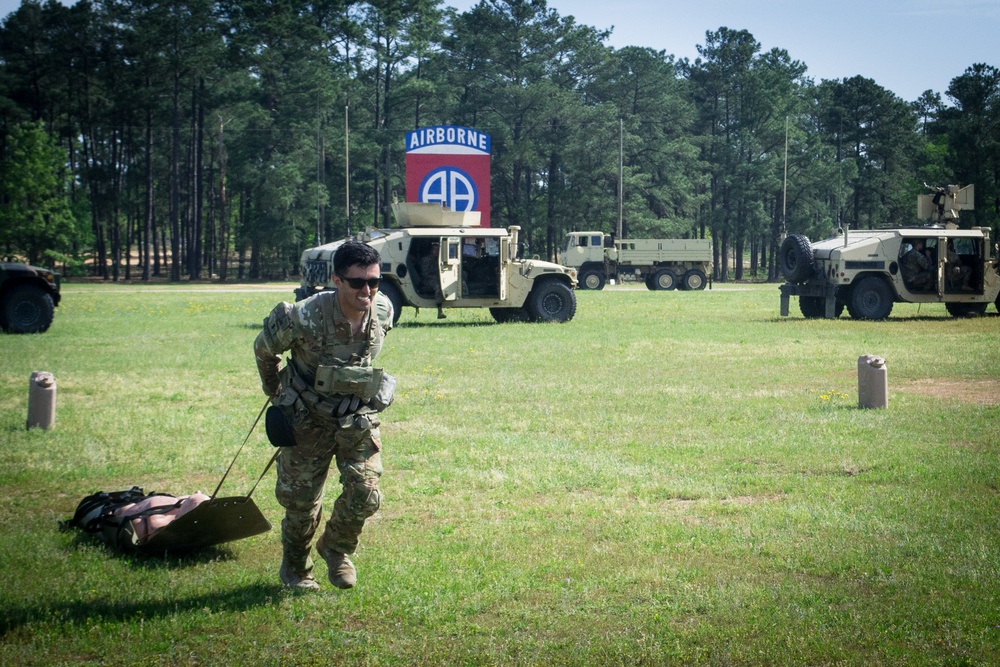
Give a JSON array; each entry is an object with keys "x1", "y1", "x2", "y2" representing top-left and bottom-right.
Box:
[
  {"x1": 900, "y1": 249, "x2": 932, "y2": 283},
  {"x1": 254, "y1": 290, "x2": 393, "y2": 397}
]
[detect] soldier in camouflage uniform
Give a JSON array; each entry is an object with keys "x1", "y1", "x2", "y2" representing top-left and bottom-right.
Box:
[
  {"x1": 900, "y1": 239, "x2": 935, "y2": 291},
  {"x1": 254, "y1": 241, "x2": 395, "y2": 591}
]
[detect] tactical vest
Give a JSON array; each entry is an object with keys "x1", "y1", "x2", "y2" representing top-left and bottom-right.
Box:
[{"x1": 277, "y1": 291, "x2": 388, "y2": 423}]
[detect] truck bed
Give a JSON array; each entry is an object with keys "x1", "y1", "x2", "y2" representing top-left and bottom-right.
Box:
[{"x1": 614, "y1": 239, "x2": 712, "y2": 263}]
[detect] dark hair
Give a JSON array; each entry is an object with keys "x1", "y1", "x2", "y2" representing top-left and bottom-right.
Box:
[{"x1": 333, "y1": 240, "x2": 381, "y2": 275}]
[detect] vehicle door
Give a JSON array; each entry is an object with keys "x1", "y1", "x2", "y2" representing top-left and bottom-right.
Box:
[
  {"x1": 946, "y1": 236, "x2": 981, "y2": 294},
  {"x1": 498, "y1": 236, "x2": 510, "y2": 302},
  {"x1": 439, "y1": 237, "x2": 461, "y2": 301},
  {"x1": 933, "y1": 236, "x2": 947, "y2": 296}
]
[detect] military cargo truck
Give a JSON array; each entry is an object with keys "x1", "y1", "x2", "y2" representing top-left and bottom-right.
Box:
[
  {"x1": 0, "y1": 262, "x2": 61, "y2": 333},
  {"x1": 297, "y1": 202, "x2": 578, "y2": 324},
  {"x1": 560, "y1": 231, "x2": 713, "y2": 290},
  {"x1": 778, "y1": 184, "x2": 1000, "y2": 319}
]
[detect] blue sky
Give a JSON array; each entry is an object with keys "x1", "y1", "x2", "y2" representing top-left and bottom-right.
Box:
[
  {"x1": 444, "y1": 0, "x2": 1000, "y2": 103},
  {"x1": 2, "y1": 0, "x2": 996, "y2": 103}
]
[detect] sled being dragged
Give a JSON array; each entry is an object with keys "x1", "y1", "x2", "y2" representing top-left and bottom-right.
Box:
[
  {"x1": 124, "y1": 494, "x2": 272, "y2": 555},
  {"x1": 65, "y1": 401, "x2": 278, "y2": 555}
]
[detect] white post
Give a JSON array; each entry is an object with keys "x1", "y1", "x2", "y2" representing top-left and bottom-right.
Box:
[{"x1": 27, "y1": 371, "x2": 56, "y2": 429}]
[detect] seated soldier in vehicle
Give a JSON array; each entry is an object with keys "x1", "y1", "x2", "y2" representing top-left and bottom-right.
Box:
[
  {"x1": 945, "y1": 240, "x2": 973, "y2": 291},
  {"x1": 418, "y1": 242, "x2": 445, "y2": 319},
  {"x1": 900, "y1": 239, "x2": 935, "y2": 291}
]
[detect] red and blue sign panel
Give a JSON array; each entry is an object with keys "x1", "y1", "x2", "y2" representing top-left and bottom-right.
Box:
[{"x1": 405, "y1": 125, "x2": 491, "y2": 226}]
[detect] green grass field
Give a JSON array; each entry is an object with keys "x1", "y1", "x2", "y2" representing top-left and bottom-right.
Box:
[{"x1": 2, "y1": 282, "x2": 998, "y2": 666}]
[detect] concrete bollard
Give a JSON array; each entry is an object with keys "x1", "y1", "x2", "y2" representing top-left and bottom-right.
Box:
[
  {"x1": 857, "y1": 355, "x2": 888, "y2": 409},
  {"x1": 27, "y1": 371, "x2": 57, "y2": 429}
]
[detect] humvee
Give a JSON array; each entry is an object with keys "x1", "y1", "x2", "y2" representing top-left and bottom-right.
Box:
[
  {"x1": 297, "y1": 202, "x2": 578, "y2": 324},
  {"x1": 0, "y1": 262, "x2": 61, "y2": 333},
  {"x1": 779, "y1": 185, "x2": 1000, "y2": 319}
]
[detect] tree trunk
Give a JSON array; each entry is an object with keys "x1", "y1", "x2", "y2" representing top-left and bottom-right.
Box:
[
  {"x1": 192, "y1": 78, "x2": 205, "y2": 279},
  {"x1": 218, "y1": 115, "x2": 229, "y2": 282},
  {"x1": 143, "y1": 101, "x2": 153, "y2": 281},
  {"x1": 546, "y1": 146, "x2": 558, "y2": 261},
  {"x1": 170, "y1": 69, "x2": 181, "y2": 282}
]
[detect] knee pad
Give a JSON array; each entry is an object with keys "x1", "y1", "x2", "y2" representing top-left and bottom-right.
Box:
[{"x1": 344, "y1": 481, "x2": 382, "y2": 520}]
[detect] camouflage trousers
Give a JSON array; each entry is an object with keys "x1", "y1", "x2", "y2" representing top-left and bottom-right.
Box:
[{"x1": 275, "y1": 409, "x2": 383, "y2": 567}]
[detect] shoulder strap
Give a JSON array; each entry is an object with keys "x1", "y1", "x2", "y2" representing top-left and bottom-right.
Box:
[{"x1": 318, "y1": 290, "x2": 337, "y2": 332}]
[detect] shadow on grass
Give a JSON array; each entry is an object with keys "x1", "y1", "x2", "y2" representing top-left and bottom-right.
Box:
[
  {"x1": 0, "y1": 533, "x2": 286, "y2": 636},
  {"x1": 764, "y1": 314, "x2": 997, "y2": 323},
  {"x1": 241, "y1": 319, "x2": 503, "y2": 329},
  {"x1": 62, "y1": 530, "x2": 242, "y2": 568},
  {"x1": 1, "y1": 580, "x2": 284, "y2": 636},
  {"x1": 394, "y1": 319, "x2": 501, "y2": 328}
]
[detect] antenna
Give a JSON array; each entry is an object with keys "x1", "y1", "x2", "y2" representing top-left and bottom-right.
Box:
[
  {"x1": 617, "y1": 119, "x2": 623, "y2": 239},
  {"x1": 345, "y1": 104, "x2": 351, "y2": 236},
  {"x1": 781, "y1": 116, "x2": 788, "y2": 238}
]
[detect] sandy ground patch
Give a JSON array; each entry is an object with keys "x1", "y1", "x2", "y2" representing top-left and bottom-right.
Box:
[{"x1": 895, "y1": 378, "x2": 1000, "y2": 405}]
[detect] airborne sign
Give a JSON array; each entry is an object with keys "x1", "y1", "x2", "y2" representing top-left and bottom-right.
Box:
[{"x1": 405, "y1": 125, "x2": 491, "y2": 227}]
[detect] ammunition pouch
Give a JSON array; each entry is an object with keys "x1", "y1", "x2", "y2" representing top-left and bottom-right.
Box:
[
  {"x1": 314, "y1": 364, "x2": 395, "y2": 412},
  {"x1": 276, "y1": 362, "x2": 394, "y2": 428},
  {"x1": 314, "y1": 365, "x2": 384, "y2": 401}
]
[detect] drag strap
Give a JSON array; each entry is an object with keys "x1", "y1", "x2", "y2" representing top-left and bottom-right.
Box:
[
  {"x1": 211, "y1": 398, "x2": 269, "y2": 500},
  {"x1": 244, "y1": 450, "x2": 280, "y2": 501}
]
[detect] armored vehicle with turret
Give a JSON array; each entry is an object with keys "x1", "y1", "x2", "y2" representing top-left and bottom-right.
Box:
[
  {"x1": 297, "y1": 202, "x2": 578, "y2": 324},
  {"x1": 778, "y1": 184, "x2": 1000, "y2": 319}
]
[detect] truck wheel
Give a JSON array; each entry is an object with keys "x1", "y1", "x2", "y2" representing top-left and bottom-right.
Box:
[
  {"x1": 644, "y1": 274, "x2": 656, "y2": 290},
  {"x1": 682, "y1": 269, "x2": 707, "y2": 291},
  {"x1": 778, "y1": 234, "x2": 814, "y2": 283},
  {"x1": 847, "y1": 276, "x2": 894, "y2": 320},
  {"x1": 490, "y1": 307, "x2": 529, "y2": 323},
  {"x1": 652, "y1": 269, "x2": 677, "y2": 291},
  {"x1": 799, "y1": 296, "x2": 844, "y2": 318},
  {"x1": 2, "y1": 285, "x2": 55, "y2": 333},
  {"x1": 527, "y1": 280, "x2": 577, "y2": 322},
  {"x1": 579, "y1": 270, "x2": 606, "y2": 290},
  {"x1": 945, "y1": 302, "x2": 988, "y2": 318},
  {"x1": 378, "y1": 280, "x2": 403, "y2": 325},
  {"x1": 799, "y1": 296, "x2": 825, "y2": 318}
]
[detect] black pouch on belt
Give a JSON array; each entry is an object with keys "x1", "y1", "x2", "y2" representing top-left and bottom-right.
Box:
[{"x1": 265, "y1": 405, "x2": 297, "y2": 448}]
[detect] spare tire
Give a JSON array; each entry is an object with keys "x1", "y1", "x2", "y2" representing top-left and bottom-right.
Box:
[{"x1": 778, "y1": 234, "x2": 814, "y2": 283}]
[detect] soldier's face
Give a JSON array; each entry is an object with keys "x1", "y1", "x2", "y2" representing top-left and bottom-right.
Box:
[{"x1": 334, "y1": 263, "x2": 380, "y2": 316}]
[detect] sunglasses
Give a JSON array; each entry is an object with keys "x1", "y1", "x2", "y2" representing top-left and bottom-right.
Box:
[{"x1": 337, "y1": 274, "x2": 381, "y2": 290}]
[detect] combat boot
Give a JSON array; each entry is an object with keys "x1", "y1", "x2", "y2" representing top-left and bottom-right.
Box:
[
  {"x1": 316, "y1": 534, "x2": 357, "y2": 589},
  {"x1": 280, "y1": 553, "x2": 320, "y2": 591}
]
